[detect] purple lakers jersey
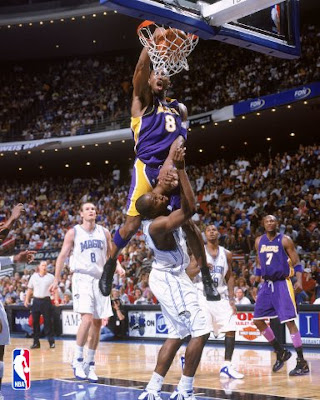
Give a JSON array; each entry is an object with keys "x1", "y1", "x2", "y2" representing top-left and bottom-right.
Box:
[
  {"x1": 131, "y1": 97, "x2": 187, "y2": 167},
  {"x1": 258, "y1": 233, "x2": 294, "y2": 281}
]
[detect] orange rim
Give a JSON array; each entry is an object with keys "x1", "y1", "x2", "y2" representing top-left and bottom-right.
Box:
[{"x1": 137, "y1": 20, "x2": 155, "y2": 35}]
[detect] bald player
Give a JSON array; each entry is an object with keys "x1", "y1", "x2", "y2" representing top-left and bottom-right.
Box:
[{"x1": 253, "y1": 215, "x2": 309, "y2": 376}]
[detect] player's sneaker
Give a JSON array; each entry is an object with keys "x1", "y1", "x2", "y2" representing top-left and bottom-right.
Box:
[
  {"x1": 170, "y1": 389, "x2": 197, "y2": 399},
  {"x1": 83, "y1": 361, "x2": 98, "y2": 382},
  {"x1": 289, "y1": 358, "x2": 309, "y2": 376},
  {"x1": 273, "y1": 349, "x2": 292, "y2": 372},
  {"x1": 99, "y1": 257, "x2": 117, "y2": 296},
  {"x1": 0, "y1": 391, "x2": 3, "y2": 400},
  {"x1": 201, "y1": 274, "x2": 220, "y2": 301},
  {"x1": 138, "y1": 389, "x2": 163, "y2": 400},
  {"x1": 220, "y1": 362, "x2": 244, "y2": 379},
  {"x1": 72, "y1": 358, "x2": 86, "y2": 380}
]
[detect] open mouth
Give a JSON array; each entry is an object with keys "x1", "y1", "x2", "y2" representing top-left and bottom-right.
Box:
[{"x1": 156, "y1": 79, "x2": 163, "y2": 89}]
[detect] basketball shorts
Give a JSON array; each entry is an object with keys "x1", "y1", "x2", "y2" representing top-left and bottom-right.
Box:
[
  {"x1": 197, "y1": 289, "x2": 236, "y2": 336},
  {"x1": 254, "y1": 278, "x2": 297, "y2": 323},
  {"x1": 126, "y1": 158, "x2": 180, "y2": 216},
  {"x1": 72, "y1": 272, "x2": 113, "y2": 319},
  {"x1": 149, "y1": 268, "x2": 210, "y2": 339},
  {"x1": 0, "y1": 302, "x2": 10, "y2": 345}
]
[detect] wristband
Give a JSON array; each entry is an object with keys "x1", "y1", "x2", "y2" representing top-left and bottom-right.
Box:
[
  {"x1": 294, "y1": 264, "x2": 303, "y2": 273},
  {"x1": 113, "y1": 229, "x2": 130, "y2": 249}
]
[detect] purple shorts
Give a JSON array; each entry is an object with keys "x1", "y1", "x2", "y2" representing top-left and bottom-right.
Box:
[
  {"x1": 254, "y1": 279, "x2": 297, "y2": 323},
  {"x1": 126, "y1": 158, "x2": 180, "y2": 217}
]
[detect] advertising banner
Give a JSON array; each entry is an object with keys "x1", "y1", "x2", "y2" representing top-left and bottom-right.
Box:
[
  {"x1": 286, "y1": 313, "x2": 320, "y2": 345},
  {"x1": 233, "y1": 82, "x2": 320, "y2": 116},
  {"x1": 128, "y1": 310, "x2": 268, "y2": 343},
  {"x1": 12, "y1": 310, "x2": 30, "y2": 333},
  {"x1": 61, "y1": 310, "x2": 81, "y2": 335}
]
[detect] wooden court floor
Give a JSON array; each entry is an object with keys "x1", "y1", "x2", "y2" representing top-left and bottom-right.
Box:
[{"x1": 3, "y1": 337, "x2": 320, "y2": 399}]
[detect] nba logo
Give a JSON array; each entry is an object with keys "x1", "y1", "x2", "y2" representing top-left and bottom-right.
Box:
[{"x1": 12, "y1": 349, "x2": 30, "y2": 390}]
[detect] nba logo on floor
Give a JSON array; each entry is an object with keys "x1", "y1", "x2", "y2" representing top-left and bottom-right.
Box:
[{"x1": 12, "y1": 349, "x2": 30, "y2": 390}]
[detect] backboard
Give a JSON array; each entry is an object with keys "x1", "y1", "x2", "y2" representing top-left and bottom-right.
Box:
[{"x1": 100, "y1": 0, "x2": 301, "y2": 59}]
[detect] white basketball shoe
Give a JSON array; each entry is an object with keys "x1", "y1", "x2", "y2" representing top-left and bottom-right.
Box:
[
  {"x1": 83, "y1": 361, "x2": 98, "y2": 383},
  {"x1": 72, "y1": 358, "x2": 86, "y2": 380},
  {"x1": 170, "y1": 389, "x2": 197, "y2": 399},
  {"x1": 220, "y1": 361, "x2": 244, "y2": 379},
  {"x1": 138, "y1": 389, "x2": 163, "y2": 400}
]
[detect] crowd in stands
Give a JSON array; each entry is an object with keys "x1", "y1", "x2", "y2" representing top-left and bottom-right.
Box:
[
  {"x1": 0, "y1": 24, "x2": 319, "y2": 141},
  {"x1": 0, "y1": 143, "x2": 319, "y2": 308}
]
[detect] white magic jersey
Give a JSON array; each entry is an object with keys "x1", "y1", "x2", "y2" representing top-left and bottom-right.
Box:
[
  {"x1": 142, "y1": 220, "x2": 190, "y2": 273},
  {"x1": 196, "y1": 245, "x2": 229, "y2": 299},
  {"x1": 70, "y1": 224, "x2": 107, "y2": 279}
]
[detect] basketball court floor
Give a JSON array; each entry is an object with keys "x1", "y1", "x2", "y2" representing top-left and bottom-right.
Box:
[{"x1": 2, "y1": 337, "x2": 320, "y2": 399}]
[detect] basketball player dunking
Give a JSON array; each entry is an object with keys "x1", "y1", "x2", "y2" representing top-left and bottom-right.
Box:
[
  {"x1": 253, "y1": 215, "x2": 309, "y2": 376},
  {"x1": 187, "y1": 224, "x2": 244, "y2": 379},
  {"x1": 99, "y1": 28, "x2": 217, "y2": 302}
]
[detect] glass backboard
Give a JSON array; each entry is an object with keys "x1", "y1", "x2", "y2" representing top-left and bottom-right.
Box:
[{"x1": 100, "y1": 0, "x2": 300, "y2": 59}]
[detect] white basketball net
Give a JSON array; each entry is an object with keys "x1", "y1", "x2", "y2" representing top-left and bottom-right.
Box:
[{"x1": 137, "y1": 21, "x2": 199, "y2": 77}]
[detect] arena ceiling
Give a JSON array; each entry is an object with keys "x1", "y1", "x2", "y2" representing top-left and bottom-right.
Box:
[{"x1": 0, "y1": 0, "x2": 319, "y2": 60}]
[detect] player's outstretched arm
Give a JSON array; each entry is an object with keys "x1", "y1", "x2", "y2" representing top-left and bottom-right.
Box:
[
  {"x1": 0, "y1": 203, "x2": 24, "y2": 242},
  {"x1": 50, "y1": 228, "x2": 74, "y2": 293},
  {"x1": 132, "y1": 27, "x2": 166, "y2": 117}
]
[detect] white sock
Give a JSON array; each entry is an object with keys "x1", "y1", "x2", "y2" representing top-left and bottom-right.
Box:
[
  {"x1": 146, "y1": 372, "x2": 164, "y2": 392},
  {"x1": 74, "y1": 345, "x2": 84, "y2": 360},
  {"x1": 86, "y1": 348, "x2": 96, "y2": 364},
  {"x1": 178, "y1": 375, "x2": 194, "y2": 393}
]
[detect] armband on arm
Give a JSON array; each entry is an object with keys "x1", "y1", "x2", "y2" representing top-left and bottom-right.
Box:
[{"x1": 294, "y1": 264, "x2": 303, "y2": 273}]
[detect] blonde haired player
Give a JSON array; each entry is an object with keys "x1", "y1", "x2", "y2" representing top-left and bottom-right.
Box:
[
  {"x1": 50, "y1": 202, "x2": 124, "y2": 382},
  {"x1": 187, "y1": 224, "x2": 244, "y2": 379}
]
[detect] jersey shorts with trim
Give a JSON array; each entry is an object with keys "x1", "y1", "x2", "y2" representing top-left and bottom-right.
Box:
[
  {"x1": 126, "y1": 158, "x2": 181, "y2": 217},
  {"x1": 0, "y1": 302, "x2": 10, "y2": 345},
  {"x1": 197, "y1": 292, "x2": 236, "y2": 336},
  {"x1": 149, "y1": 268, "x2": 210, "y2": 339},
  {"x1": 72, "y1": 272, "x2": 113, "y2": 319},
  {"x1": 254, "y1": 278, "x2": 297, "y2": 323}
]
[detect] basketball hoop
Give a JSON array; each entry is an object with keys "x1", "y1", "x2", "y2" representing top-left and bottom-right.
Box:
[{"x1": 137, "y1": 20, "x2": 199, "y2": 77}]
